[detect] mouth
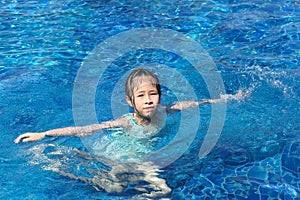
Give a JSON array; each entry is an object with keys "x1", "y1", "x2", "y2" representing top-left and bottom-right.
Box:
[{"x1": 143, "y1": 106, "x2": 155, "y2": 111}]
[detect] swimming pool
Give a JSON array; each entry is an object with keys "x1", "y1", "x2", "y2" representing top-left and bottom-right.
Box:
[{"x1": 1, "y1": 0, "x2": 299, "y2": 199}]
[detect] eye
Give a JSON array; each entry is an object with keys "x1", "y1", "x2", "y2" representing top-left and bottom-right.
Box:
[{"x1": 150, "y1": 90, "x2": 158, "y2": 95}]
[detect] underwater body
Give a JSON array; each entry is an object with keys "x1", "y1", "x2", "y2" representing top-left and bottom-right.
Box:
[{"x1": 1, "y1": 0, "x2": 299, "y2": 199}]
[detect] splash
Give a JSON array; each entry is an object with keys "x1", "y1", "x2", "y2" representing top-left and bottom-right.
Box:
[
  {"x1": 208, "y1": 88, "x2": 253, "y2": 104},
  {"x1": 219, "y1": 89, "x2": 252, "y2": 103},
  {"x1": 243, "y1": 65, "x2": 294, "y2": 98}
]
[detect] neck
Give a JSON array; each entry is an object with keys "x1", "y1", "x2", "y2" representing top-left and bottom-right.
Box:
[{"x1": 133, "y1": 113, "x2": 152, "y2": 126}]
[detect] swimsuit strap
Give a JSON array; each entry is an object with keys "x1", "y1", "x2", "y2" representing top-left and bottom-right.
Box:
[{"x1": 125, "y1": 113, "x2": 138, "y2": 126}]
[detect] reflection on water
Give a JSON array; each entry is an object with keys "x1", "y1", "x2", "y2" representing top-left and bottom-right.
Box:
[{"x1": 26, "y1": 143, "x2": 171, "y2": 198}]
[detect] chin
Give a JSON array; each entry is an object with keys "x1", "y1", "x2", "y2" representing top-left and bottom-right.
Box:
[
  {"x1": 141, "y1": 108, "x2": 158, "y2": 119},
  {"x1": 142, "y1": 113, "x2": 152, "y2": 119},
  {"x1": 146, "y1": 111, "x2": 157, "y2": 118}
]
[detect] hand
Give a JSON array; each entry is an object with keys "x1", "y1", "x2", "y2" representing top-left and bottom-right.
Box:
[
  {"x1": 199, "y1": 99, "x2": 220, "y2": 104},
  {"x1": 14, "y1": 132, "x2": 46, "y2": 144},
  {"x1": 207, "y1": 99, "x2": 223, "y2": 103}
]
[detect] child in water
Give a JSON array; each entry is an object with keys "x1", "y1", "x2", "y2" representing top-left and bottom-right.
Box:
[
  {"x1": 14, "y1": 68, "x2": 241, "y2": 197},
  {"x1": 14, "y1": 68, "x2": 220, "y2": 143}
]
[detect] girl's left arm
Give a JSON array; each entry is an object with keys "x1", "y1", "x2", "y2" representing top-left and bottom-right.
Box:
[{"x1": 169, "y1": 99, "x2": 220, "y2": 111}]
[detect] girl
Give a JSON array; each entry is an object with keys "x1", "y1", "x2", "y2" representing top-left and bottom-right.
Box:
[
  {"x1": 14, "y1": 68, "x2": 219, "y2": 144},
  {"x1": 14, "y1": 68, "x2": 236, "y2": 197}
]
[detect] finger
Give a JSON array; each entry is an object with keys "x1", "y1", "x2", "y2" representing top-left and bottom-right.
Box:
[
  {"x1": 14, "y1": 136, "x2": 26, "y2": 144},
  {"x1": 14, "y1": 137, "x2": 21, "y2": 144},
  {"x1": 14, "y1": 133, "x2": 31, "y2": 143},
  {"x1": 22, "y1": 137, "x2": 33, "y2": 142}
]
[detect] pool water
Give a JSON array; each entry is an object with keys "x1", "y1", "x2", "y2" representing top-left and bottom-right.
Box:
[{"x1": 1, "y1": 0, "x2": 299, "y2": 199}]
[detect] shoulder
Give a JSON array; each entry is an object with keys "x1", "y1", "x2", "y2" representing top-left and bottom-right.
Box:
[
  {"x1": 113, "y1": 116, "x2": 131, "y2": 127},
  {"x1": 101, "y1": 116, "x2": 131, "y2": 128},
  {"x1": 122, "y1": 113, "x2": 139, "y2": 126}
]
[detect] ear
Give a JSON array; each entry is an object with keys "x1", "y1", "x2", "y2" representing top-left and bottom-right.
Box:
[{"x1": 126, "y1": 96, "x2": 133, "y2": 107}]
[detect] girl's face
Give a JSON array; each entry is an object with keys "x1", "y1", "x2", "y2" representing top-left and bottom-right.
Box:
[{"x1": 127, "y1": 83, "x2": 160, "y2": 118}]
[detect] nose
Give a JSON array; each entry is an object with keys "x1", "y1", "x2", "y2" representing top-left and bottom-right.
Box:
[{"x1": 145, "y1": 94, "x2": 153, "y2": 104}]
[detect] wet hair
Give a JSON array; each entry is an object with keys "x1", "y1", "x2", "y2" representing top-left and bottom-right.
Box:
[{"x1": 125, "y1": 68, "x2": 161, "y2": 103}]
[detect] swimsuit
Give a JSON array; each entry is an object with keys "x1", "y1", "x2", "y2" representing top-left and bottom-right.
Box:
[
  {"x1": 93, "y1": 106, "x2": 167, "y2": 163},
  {"x1": 124, "y1": 106, "x2": 167, "y2": 139}
]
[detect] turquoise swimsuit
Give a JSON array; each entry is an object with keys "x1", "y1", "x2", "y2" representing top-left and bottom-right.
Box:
[
  {"x1": 92, "y1": 106, "x2": 167, "y2": 163},
  {"x1": 124, "y1": 106, "x2": 167, "y2": 139},
  {"x1": 125, "y1": 113, "x2": 138, "y2": 125}
]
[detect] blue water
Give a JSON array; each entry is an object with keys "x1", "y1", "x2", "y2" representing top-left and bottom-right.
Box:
[{"x1": 1, "y1": 0, "x2": 299, "y2": 199}]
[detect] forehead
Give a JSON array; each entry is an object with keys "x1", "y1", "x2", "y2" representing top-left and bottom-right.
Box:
[
  {"x1": 132, "y1": 75, "x2": 157, "y2": 85},
  {"x1": 131, "y1": 75, "x2": 157, "y2": 88},
  {"x1": 134, "y1": 83, "x2": 158, "y2": 92}
]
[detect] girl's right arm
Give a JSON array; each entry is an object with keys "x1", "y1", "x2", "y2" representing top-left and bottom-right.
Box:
[{"x1": 14, "y1": 117, "x2": 130, "y2": 144}]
